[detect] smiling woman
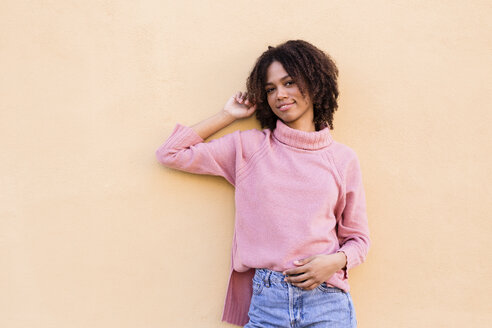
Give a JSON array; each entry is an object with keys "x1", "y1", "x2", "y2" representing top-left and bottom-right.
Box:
[
  {"x1": 264, "y1": 60, "x2": 315, "y2": 131},
  {"x1": 155, "y1": 40, "x2": 369, "y2": 328},
  {"x1": 246, "y1": 39, "x2": 340, "y2": 134}
]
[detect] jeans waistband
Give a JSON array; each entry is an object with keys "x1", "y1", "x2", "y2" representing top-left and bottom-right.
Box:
[
  {"x1": 254, "y1": 268, "x2": 345, "y2": 292},
  {"x1": 254, "y1": 268, "x2": 288, "y2": 287}
]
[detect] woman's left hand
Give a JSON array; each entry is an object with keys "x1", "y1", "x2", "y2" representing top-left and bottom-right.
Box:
[{"x1": 282, "y1": 253, "x2": 347, "y2": 290}]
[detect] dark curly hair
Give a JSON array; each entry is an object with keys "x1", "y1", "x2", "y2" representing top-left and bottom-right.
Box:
[{"x1": 246, "y1": 40, "x2": 339, "y2": 132}]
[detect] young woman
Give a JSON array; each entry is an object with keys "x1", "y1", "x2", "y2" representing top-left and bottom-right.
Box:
[{"x1": 156, "y1": 40, "x2": 370, "y2": 327}]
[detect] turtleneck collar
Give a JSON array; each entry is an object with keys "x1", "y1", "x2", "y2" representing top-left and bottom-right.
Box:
[{"x1": 272, "y1": 119, "x2": 333, "y2": 150}]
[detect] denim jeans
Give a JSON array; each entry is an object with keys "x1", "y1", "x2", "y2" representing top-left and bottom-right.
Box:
[{"x1": 244, "y1": 268, "x2": 357, "y2": 328}]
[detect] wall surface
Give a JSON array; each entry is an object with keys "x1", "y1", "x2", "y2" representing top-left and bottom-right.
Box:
[{"x1": 1, "y1": 1, "x2": 491, "y2": 327}]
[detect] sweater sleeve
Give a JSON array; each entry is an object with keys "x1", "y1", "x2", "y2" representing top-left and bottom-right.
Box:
[
  {"x1": 155, "y1": 123, "x2": 246, "y2": 186},
  {"x1": 336, "y1": 152, "x2": 371, "y2": 279}
]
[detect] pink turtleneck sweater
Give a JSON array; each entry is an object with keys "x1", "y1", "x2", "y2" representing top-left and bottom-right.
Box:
[{"x1": 155, "y1": 119, "x2": 370, "y2": 327}]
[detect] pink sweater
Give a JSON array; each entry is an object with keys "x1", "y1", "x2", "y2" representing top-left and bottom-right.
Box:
[{"x1": 155, "y1": 118, "x2": 370, "y2": 327}]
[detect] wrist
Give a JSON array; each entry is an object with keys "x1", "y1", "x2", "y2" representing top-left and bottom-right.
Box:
[
  {"x1": 336, "y1": 251, "x2": 347, "y2": 270},
  {"x1": 219, "y1": 110, "x2": 236, "y2": 124}
]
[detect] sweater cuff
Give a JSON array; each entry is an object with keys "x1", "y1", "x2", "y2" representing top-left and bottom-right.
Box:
[
  {"x1": 156, "y1": 123, "x2": 203, "y2": 156},
  {"x1": 171, "y1": 123, "x2": 204, "y2": 144}
]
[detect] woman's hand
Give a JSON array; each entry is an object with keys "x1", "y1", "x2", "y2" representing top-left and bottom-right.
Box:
[
  {"x1": 282, "y1": 253, "x2": 347, "y2": 291},
  {"x1": 222, "y1": 91, "x2": 257, "y2": 119}
]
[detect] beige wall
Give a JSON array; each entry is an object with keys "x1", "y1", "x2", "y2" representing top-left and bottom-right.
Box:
[{"x1": 1, "y1": 1, "x2": 491, "y2": 327}]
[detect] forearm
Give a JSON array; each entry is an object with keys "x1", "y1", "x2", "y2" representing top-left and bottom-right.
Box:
[{"x1": 190, "y1": 110, "x2": 236, "y2": 140}]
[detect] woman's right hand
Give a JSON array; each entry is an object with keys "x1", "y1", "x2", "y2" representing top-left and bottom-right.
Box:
[{"x1": 222, "y1": 91, "x2": 257, "y2": 119}]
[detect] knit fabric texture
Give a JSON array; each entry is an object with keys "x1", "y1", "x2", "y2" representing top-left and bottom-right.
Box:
[{"x1": 155, "y1": 119, "x2": 370, "y2": 327}]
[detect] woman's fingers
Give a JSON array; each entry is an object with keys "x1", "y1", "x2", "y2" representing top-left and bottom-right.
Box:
[
  {"x1": 234, "y1": 91, "x2": 249, "y2": 104},
  {"x1": 291, "y1": 278, "x2": 318, "y2": 290},
  {"x1": 303, "y1": 282, "x2": 320, "y2": 291},
  {"x1": 235, "y1": 91, "x2": 242, "y2": 103},
  {"x1": 286, "y1": 272, "x2": 310, "y2": 284},
  {"x1": 286, "y1": 271, "x2": 324, "y2": 290},
  {"x1": 291, "y1": 280, "x2": 311, "y2": 288}
]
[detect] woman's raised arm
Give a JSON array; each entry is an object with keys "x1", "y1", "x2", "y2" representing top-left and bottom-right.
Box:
[
  {"x1": 190, "y1": 91, "x2": 257, "y2": 139},
  {"x1": 155, "y1": 91, "x2": 257, "y2": 186}
]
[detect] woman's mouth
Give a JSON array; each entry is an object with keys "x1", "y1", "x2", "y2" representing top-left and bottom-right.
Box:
[{"x1": 278, "y1": 102, "x2": 294, "y2": 111}]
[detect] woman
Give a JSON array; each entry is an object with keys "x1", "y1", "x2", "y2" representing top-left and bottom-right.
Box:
[{"x1": 156, "y1": 40, "x2": 370, "y2": 327}]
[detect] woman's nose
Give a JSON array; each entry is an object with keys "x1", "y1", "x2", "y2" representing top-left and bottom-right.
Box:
[{"x1": 277, "y1": 86, "x2": 288, "y2": 98}]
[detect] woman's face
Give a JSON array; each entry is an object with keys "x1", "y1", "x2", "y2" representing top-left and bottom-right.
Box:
[{"x1": 264, "y1": 61, "x2": 315, "y2": 131}]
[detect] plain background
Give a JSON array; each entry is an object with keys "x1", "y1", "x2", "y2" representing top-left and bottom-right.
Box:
[{"x1": 1, "y1": 1, "x2": 491, "y2": 327}]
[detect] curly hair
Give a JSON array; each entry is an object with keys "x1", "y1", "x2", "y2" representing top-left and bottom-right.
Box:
[{"x1": 246, "y1": 40, "x2": 339, "y2": 132}]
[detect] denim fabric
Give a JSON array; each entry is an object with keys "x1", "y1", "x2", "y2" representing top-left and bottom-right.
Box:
[{"x1": 244, "y1": 268, "x2": 357, "y2": 328}]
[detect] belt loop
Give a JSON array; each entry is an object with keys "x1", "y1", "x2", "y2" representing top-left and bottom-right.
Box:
[{"x1": 264, "y1": 270, "x2": 271, "y2": 287}]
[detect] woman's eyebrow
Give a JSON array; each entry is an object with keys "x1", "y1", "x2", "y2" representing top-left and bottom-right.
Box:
[{"x1": 265, "y1": 75, "x2": 291, "y2": 86}]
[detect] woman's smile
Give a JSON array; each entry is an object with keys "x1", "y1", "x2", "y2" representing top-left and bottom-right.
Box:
[{"x1": 278, "y1": 102, "x2": 295, "y2": 111}]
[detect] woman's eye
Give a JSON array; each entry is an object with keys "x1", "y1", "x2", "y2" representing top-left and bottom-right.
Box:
[
  {"x1": 286, "y1": 80, "x2": 294, "y2": 86},
  {"x1": 266, "y1": 88, "x2": 274, "y2": 94}
]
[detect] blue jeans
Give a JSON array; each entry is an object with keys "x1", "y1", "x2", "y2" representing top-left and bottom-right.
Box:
[{"x1": 244, "y1": 268, "x2": 357, "y2": 328}]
